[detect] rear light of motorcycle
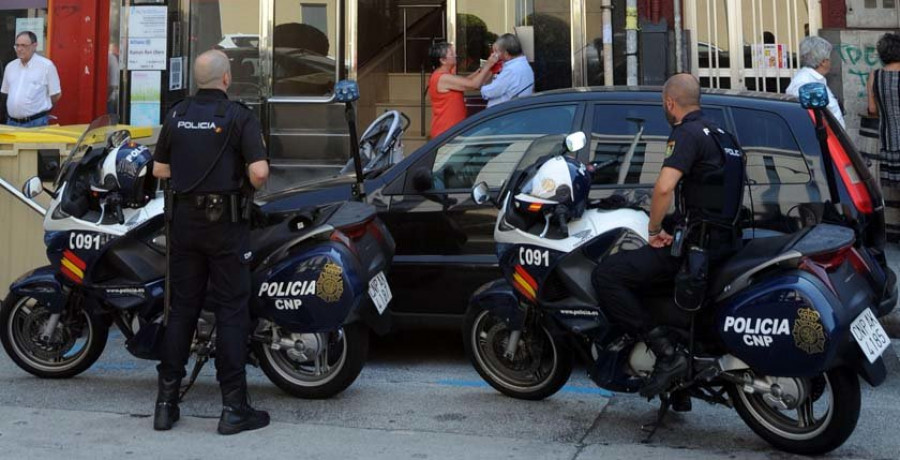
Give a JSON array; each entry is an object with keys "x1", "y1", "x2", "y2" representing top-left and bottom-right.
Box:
[
  {"x1": 811, "y1": 111, "x2": 874, "y2": 214},
  {"x1": 330, "y1": 218, "x2": 376, "y2": 254},
  {"x1": 799, "y1": 246, "x2": 871, "y2": 294}
]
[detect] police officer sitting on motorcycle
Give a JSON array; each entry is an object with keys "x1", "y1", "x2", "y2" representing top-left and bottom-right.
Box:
[
  {"x1": 151, "y1": 49, "x2": 270, "y2": 434},
  {"x1": 592, "y1": 73, "x2": 745, "y2": 404}
]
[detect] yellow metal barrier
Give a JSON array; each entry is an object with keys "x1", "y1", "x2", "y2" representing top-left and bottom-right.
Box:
[{"x1": 0, "y1": 124, "x2": 159, "y2": 300}]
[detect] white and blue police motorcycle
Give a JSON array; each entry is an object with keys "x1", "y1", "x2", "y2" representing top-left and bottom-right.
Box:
[
  {"x1": 0, "y1": 81, "x2": 396, "y2": 399},
  {"x1": 464, "y1": 128, "x2": 891, "y2": 455}
]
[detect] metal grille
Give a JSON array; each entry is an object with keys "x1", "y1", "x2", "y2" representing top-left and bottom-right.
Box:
[{"x1": 686, "y1": 0, "x2": 821, "y2": 92}]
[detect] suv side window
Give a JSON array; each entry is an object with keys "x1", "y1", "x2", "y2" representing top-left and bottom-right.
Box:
[
  {"x1": 588, "y1": 104, "x2": 726, "y2": 185},
  {"x1": 732, "y1": 108, "x2": 810, "y2": 184},
  {"x1": 431, "y1": 104, "x2": 578, "y2": 190}
]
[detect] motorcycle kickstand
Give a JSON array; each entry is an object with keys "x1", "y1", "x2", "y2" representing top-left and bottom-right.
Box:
[
  {"x1": 640, "y1": 394, "x2": 671, "y2": 443},
  {"x1": 179, "y1": 354, "x2": 209, "y2": 402}
]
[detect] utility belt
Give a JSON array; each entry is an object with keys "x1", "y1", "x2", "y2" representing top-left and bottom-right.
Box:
[
  {"x1": 8, "y1": 110, "x2": 50, "y2": 124},
  {"x1": 174, "y1": 191, "x2": 250, "y2": 223}
]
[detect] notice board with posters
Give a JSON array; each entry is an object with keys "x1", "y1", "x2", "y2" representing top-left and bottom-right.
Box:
[{"x1": 127, "y1": 6, "x2": 167, "y2": 70}]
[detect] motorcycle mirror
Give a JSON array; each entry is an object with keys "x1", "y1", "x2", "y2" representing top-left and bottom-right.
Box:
[
  {"x1": 798, "y1": 83, "x2": 829, "y2": 110},
  {"x1": 565, "y1": 132, "x2": 587, "y2": 153},
  {"x1": 22, "y1": 176, "x2": 43, "y2": 199},
  {"x1": 335, "y1": 80, "x2": 360, "y2": 103},
  {"x1": 471, "y1": 181, "x2": 492, "y2": 206}
]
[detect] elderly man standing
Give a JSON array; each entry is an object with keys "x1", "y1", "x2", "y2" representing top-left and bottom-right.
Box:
[
  {"x1": 1, "y1": 31, "x2": 61, "y2": 127},
  {"x1": 786, "y1": 36, "x2": 845, "y2": 127},
  {"x1": 481, "y1": 33, "x2": 534, "y2": 108}
]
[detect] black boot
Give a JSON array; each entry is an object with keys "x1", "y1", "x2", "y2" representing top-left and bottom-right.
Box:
[
  {"x1": 640, "y1": 327, "x2": 688, "y2": 399},
  {"x1": 217, "y1": 382, "x2": 270, "y2": 435},
  {"x1": 153, "y1": 376, "x2": 181, "y2": 431}
]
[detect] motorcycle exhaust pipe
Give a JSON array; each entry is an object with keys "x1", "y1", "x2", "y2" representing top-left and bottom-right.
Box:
[{"x1": 0, "y1": 176, "x2": 47, "y2": 216}]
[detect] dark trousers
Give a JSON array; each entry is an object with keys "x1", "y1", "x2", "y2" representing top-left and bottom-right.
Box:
[
  {"x1": 157, "y1": 202, "x2": 251, "y2": 391},
  {"x1": 592, "y1": 245, "x2": 682, "y2": 333}
]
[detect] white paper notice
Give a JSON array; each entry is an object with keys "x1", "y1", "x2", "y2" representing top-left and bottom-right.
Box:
[
  {"x1": 15, "y1": 18, "x2": 45, "y2": 52},
  {"x1": 127, "y1": 6, "x2": 167, "y2": 70}
]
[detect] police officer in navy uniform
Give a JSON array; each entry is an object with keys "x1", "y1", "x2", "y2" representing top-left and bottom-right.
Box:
[
  {"x1": 151, "y1": 50, "x2": 270, "y2": 434},
  {"x1": 593, "y1": 74, "x2": 745, "y2": 404}
]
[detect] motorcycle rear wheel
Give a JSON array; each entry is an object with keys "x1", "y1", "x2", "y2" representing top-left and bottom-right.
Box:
[
  {"x1": 0, "y1": 293, "x2": 108, "y2": 378},
  {"x1": 728, "y1": 367, "x2": 860, "y2": 455},
  {"x1": 253, "y1": 322, "x2": 369, "y2": 399},
  {"x1": 464, "y1": 304, "x2": 572, "y2": 400}
]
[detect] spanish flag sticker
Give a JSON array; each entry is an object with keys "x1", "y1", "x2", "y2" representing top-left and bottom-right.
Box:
[{"x1": 665, "y1": 141, "x2": 675, "y2": 158}]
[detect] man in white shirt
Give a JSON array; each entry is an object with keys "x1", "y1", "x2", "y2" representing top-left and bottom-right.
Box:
[
  {"x1": 785, "y1": 36, "x2": 845, "y2": 128},
  {"x1": 481, "y1": 34, "x2": 534, "y2": 108},
  {"x1": 2, "y1": 31, "x2": 61, "y2": 127}
]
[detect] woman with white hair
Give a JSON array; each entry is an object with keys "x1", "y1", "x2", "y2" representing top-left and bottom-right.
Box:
[{"x1": 786, "y1": 36, "x2": 845, "y2": 127}]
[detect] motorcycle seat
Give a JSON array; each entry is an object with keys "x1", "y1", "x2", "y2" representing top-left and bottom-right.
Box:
[
  {"x1": 709, "y1": 224, "x2": 855, "y2": 297},
  {"x1": 709, "y1": 229, "x2": 809, "y2": 296}
]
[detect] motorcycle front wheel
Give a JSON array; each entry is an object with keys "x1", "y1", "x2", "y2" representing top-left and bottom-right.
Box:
[
  {"x1": 463, "y1": 304, "x2": 572, "y2": 401},
  {"x1": 728, "y1": 367, "x2": 861, "y2": 455},
  {"x1": 253, "y1": 322, "x2": 369, "y2": 399},
  {"x1": 0, "y1": 292, "x2": 109, "y2": 378}
]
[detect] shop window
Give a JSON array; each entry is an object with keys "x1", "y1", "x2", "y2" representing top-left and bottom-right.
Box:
[
  {"x1": 732, "y1": 108, "x2": 810, "y2": 184},
  {"x1": 431, "y1": 104, "x2": 577, "y2": 190},
  {"x1": 273, "y1": 0, "x2": 338, "y2": 97}
]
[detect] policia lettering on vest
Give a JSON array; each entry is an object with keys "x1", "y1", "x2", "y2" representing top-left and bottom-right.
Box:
[
  {"x1": 592, "y1": 74, "x2": 747, "y2": 404},
  {"x1": 150, "y1": 50, "x2": 271, "y2": 435}
]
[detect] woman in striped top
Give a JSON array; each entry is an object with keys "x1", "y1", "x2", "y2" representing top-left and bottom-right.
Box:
[{"x1": 867, "y1": 32, "x2": 900, "y2": 242}]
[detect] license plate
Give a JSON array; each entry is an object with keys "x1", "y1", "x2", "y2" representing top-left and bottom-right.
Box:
[
  {"x1": 850, "y1": 308, "x2": 891, "y2": 364},
  {"x1": 368, "y1": 271, "x2": 392, "y2": 315}
]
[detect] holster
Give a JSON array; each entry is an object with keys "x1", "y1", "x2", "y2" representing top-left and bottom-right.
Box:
[{"x1": 674, "y1": 245, "x2": 709, "y2": 312}]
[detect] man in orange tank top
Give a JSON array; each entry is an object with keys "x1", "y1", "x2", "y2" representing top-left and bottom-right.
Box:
[{"x1": 428, "y1": 42, "x2": 498, "y2": 138}]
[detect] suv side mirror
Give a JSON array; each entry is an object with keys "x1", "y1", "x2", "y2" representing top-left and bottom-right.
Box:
[
  {"x1": 411, "y1": 167, "x2": 434, "y2": 192},
  {"x1": 798, "y1": 83, "x2": 829, "y2": 109},
  {"x1": 471, "y1": 181, "x2": 492, "y2": 205},
  {"x1": 22, "y1": 176, "x2": 43, "y2": 199},
  {"x1": 565, "y1": 132, "x2": 587, "y2": 153}
]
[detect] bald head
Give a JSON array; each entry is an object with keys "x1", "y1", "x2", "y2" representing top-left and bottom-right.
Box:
[
  {"x1": 663, "y1": 73, "x2": 701, "y2": 108},
  {"x1": 194, "y1": 50, "x2": 231, "y2": 90},
  {"x1": 662, "y1": 73, "x2": 701, "y2": 125}
]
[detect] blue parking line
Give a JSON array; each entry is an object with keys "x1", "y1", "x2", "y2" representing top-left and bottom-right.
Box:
[{"x1": 434, "y1": 379, "x2": 615, "y2": 398}]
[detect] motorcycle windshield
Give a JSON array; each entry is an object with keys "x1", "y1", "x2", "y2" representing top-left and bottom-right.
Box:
[
  {"x1": 55, "y1": 114, "x2": 122, "y2": 187},
  {"x1": 499, "y1": 133, "x2": 569, "y2": 200}
]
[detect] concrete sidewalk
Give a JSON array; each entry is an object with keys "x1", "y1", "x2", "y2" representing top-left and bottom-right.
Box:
[{"x1": 880, "y1": 244, "x2": 900, "y2": 337}]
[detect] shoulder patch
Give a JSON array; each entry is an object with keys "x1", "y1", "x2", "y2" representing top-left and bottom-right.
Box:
[{"x1": 665, "y1": 140, "x2": 675, "y2": 158}]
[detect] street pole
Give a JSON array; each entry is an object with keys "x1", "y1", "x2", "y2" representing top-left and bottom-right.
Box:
[
  {"x1": 674, "y1": 0, "x2": 683, "y2": 73},
  {"x1": 601, "y1": 0, "x2": 613, "y2": 86},
  {"x1": 626, "y1": 0, "x2": 638, "y2": 86}
]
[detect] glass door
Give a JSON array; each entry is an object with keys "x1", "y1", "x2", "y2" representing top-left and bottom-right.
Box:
[
  {"x1": 188, "y1": 0, "x2": 263, "y2": 115},
  {"x1": 263, "y1": 0, "x2": 347, "y2": 191}
]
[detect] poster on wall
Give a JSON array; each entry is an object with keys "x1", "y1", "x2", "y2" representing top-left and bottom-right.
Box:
[
  {"x1": 130, "y1": 71, "x2": 161, "y2": 126},
  {"x1": 127, "y1": 6, "x2": 167, "y2": 70},
  {"x1": 15, "y1": 18, "x2": 45, "y2": 52},
  {"x1": 751, "y1": 44, "x2": 789, "y2": 69}
]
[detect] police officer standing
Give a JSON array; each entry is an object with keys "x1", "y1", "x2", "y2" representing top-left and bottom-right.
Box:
[
  {"x1": 151, "y1": 50, "x2": 270, "y2": 434},
  {"x1": 592, "y1": 74, "x2": 744, "y2": 404}
]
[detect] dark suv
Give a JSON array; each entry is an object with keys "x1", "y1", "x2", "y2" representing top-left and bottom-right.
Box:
[{"x1": 259, "y1": 87, "x2": 897, "y2": 325}]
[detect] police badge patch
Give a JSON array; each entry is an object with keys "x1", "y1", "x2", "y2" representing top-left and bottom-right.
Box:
[
  {"x1": 793, "y1": 308, "x2": 826, "y2": 354},
  {"x1": 665, "y1": 141, "x2": 675, "y2": 158},
  {"x1": 316, "y1": 262, "x2": 344, "y2": 302}
]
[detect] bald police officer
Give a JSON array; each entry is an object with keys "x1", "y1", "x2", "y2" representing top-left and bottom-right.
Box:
[
  {"x1": 592, "y1": 74, "x2": 745, "y2": 404},
  {"x1": 152, "y1": 50, "x2": 270, "y2": 434}
]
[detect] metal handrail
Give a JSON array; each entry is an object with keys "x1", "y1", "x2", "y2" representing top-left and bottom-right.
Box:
[{"x1": 0, "y1": 176, "x2": 47, "y2": 217}]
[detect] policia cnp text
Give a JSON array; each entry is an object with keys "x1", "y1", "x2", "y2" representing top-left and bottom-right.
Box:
[
  {"x1": 152, "y1": 50, "x2": 270, "y2": 434},
  {"x1": 593, "y1": 73, "x2": 746, "y2": 406}
]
